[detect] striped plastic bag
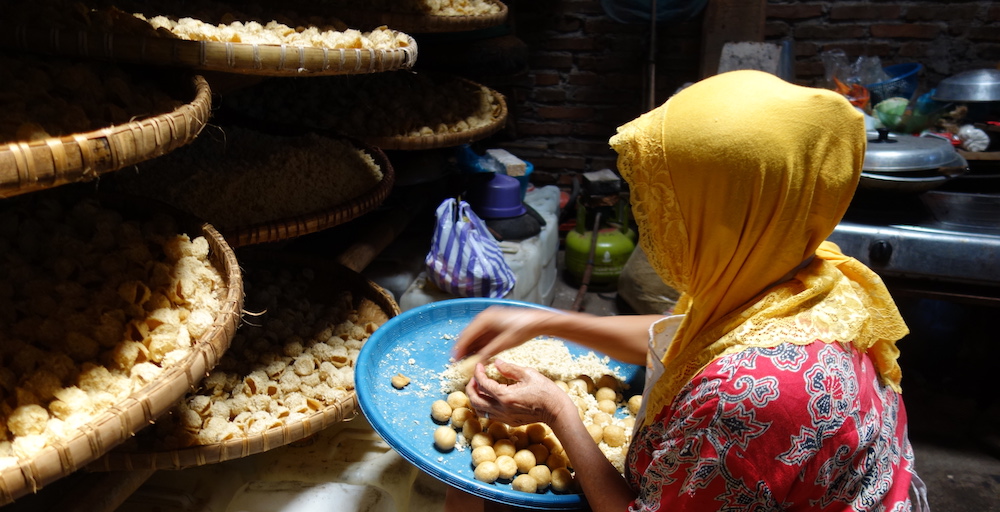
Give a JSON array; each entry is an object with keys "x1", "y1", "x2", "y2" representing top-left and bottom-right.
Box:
[{"x1": 425, "y1": 198, "x2": 516, "y2": 298}]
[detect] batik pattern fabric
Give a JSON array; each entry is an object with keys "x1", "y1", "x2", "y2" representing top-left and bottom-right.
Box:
[{"x1": 626, "y1": 341, "x2": 916, "y2": 511}]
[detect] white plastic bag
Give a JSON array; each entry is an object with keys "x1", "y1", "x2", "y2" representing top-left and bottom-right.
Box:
[{"x1": 425, "y1": 198, "x2": 516, "y2": 298}]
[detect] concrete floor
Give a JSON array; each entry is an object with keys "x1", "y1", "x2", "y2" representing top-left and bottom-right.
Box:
[{"x1": 552, "y1": 266, "x2": 1000, "y2": 512}]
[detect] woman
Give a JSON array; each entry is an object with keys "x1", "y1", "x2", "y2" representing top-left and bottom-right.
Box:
[{"x1": 452, "y1": 70, "x2": 927, "y2": 511}]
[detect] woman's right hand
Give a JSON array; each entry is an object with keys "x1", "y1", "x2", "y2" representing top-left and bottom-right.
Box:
[{"x1": 452, "y1": 306, "x2": 560, "y2": 362}]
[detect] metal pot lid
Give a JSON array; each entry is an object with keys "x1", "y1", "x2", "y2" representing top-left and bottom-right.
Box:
[
  {"x1": 863, "y1": 130, "x2": 968, "y2": 172},
  {"x1": 931, "y1": 68, "x2": 1000, "y2": 102}
]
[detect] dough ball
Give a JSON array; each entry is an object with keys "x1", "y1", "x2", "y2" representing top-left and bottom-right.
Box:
[
  {"x1": 527, "y1": 443, "x2": 549, "y2": 464},
  {"x1": 554, "y1": 380, "x2": 569, "y2": 393},
  {"x1": 596, "y1": 374, "x2": 620, "y2": 391},
  {"x1": 597, "y1": 399, "x2": 618, "y2": 415},
  {"x1": 390, "y1": 373, "x2": 410, "y2": 389},
  {"x1": 470, "y1": 432, "x2": 494, "y2": 449},
  {"x1": 528, "y1": 465, "x2": 551, "y2": 490},
  {"x1": 603, "y1": 425, "x2": 626, "y2": 447},
  {"x1": 493, "y1": 438, "x2": 516, "y2": 458},
  {"x1": 567, "y1": 378, "x2": 589, "y2": 395},
  {"x1": 525, "y1": 423, "x2": 547, "y2": 443},
  {"x1": 513, "y1": 449, "x2": 536, "y2": 473},
  {"x1": 541, "y1": 435, "x2": 564, "y2": 455},
  {"x1": 462, "y1": 416, "x2": 483, "y2": 439},
  {"x1": 591, "y1": 411, "x2": 612, "y2": 426},
  {"x1": 434, "y1": 425, "x2": 457, "y2": 451},
  {"x1": 511, "y1": 430, "x2": 531, "y2": 450},
  {"x1": 487, "y1": 421, "x2": 509, "y2": 440},
  {"x1": 595, "y1": 386, "x2": 617, "y2": 402},
  {"x1": 474, "y1": 460, "x2": 500, "y2": 483},
  {"x1": 471, "y1": 445, "x2": 497, "y2": 467},
  {"x1": 627, "y1": 394, "x2": 642, "y2": 415},
  {"x1": 586, "y1": 423, "x2": 604, "y2": 443},
  {"x1": 622, "y1": 416, "x2": 635, "y2": 429},
  {"x1": 546, "y1": 452, "x2": 568, "y2": 470},
  {"x1": 446, "y1": 391, "x2": 470, "y2": 410},
  {"x1": 512, "y1": 474, "x2": 538, "y2": 493},
  {"x1": 430, "y1": 400, "x2": 453, "y2": 423},
  {"x1": 551, "y1": 467, "x2": 575, "y2": 493},
  {"x1": 451, "y1": 407, "x2": 474, "y2": 428},
  {"x1": 495, "y1": 454, "x2": 518, "y2": 480}
]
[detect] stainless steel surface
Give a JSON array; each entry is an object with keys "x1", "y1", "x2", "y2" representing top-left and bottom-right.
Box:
[
  {"x1": 931, "y1": 68, "x2": 1000, "y2": 102},
  {"x1": 858, "y1": 172, "x2": 955, "y2": 193},
  {"x1": 921, "y1": 190, "x2": 1000, "y2": 228},
  {"x1": 863, "y1": 131, "x2": 968, "y2": 172}
]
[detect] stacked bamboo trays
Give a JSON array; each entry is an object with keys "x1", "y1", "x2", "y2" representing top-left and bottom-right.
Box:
[
  {"x1": 0, "y1": 74, "x2": 212, "y2": 199},
  {"x1": 368, "y1": 87, "x2": 507, "y2": 150},
  {"x1": 1, "y1": 27, "x2": 418, "y2": 77},
  {"x1": 89, "y1": 252, "x2": 401, "y2": 471},
  {"x1": 332, "y1": 0, "x2": 508, "y2": 33},
  {"x1": 0, "y1": 194, "x2": 244, "y2": 505},
  {"x1": 225, "y1": 139, "x2": 396, "y2": 248}
]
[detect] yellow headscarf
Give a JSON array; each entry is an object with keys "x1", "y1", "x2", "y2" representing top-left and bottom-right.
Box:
[{"x1": 609, "y1": 70, "x2": 909, "y2": 426}]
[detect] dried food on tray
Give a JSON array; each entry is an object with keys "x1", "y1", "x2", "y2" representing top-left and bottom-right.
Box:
[
  {"x1": 107, "y1": 125, "x2": 391, "y2": 245},
  {"x1": 222, "y1": 71, "x2": 506, "y2": 149},
  {"x1": 0, "y1": 52, "x2": 186, "y2": 145},
  {"x1": 327, "y1": 0, "x2": 504, "y2": 17},
  {"x1": 92, "y1": 253, "x2": 399, "y2": 469},
  {"x1": 4, "y1": 1, "x2": 417, "y2": 76},
  {"x1": 0, "y1": 186, "x2": 242, "y2": 504},
  {"x1": 302, "y1": 0, "x2": 508, "y2": 32}
]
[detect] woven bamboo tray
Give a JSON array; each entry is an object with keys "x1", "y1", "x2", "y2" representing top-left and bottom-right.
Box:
[
  {"x1": 366, "y1": 87, "x2": 508, "y2": 150},
  {"x1": 0, "y1": 191, "x2": 244, "y2": 506},
  {"x1": 0, "y1": 74, "x2": 211, "y2": 199},
  {"x1": 88, "y1": 252, "x2": 400, "y2": 471},
  {"x1": 1, "y1": 27, "x2": 418, "y2": 77},
  {"x1": 332, "y1": 1, "x2": 508, "y2": 33}
]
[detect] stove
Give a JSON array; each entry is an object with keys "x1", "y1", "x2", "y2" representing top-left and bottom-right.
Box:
[{"x1": 828, "y1": 191, "x2": 1000, "y2": 306}]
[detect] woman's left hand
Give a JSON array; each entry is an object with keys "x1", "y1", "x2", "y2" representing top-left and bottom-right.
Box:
[{"x1": 465, "y1": 359, "x2": 574, "y2": 427}]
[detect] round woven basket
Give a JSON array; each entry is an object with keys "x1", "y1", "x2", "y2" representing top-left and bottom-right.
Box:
[
  {"x1": 224, "y1": 138, "x2": 396, "y2": 248},
  {"x1": 364, "y1": 87, "x2": 508, "y2": 150},
  {"x1": 2, "y1": 28, "x2": 418, "y2": 77},
  {"x1": 334, "y1": 1, "x2": 508, "y2": 33},
  {"x1": 88, "y1": 252, "x2": 400, "y2": 471},
  {"x1": 0, "y1": 74, "x2": 211, "y2": 199},
  {"x1": 0, "y1": 193, "x2": 243, "y2": 506}
]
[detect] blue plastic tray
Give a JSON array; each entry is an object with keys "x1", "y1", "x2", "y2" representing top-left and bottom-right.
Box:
[{"x1": 355, "y1": 298, "x2": 644, "y2": 510}]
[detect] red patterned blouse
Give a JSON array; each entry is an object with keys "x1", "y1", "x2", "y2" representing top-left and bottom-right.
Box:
[{"x1": 626, "y1": 341, "x2": 920, "y2": 511}]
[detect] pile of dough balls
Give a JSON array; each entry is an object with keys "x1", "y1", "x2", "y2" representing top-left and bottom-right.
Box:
[{"x1": 426, "y1": 374, "x2": 641, "y2": 494}]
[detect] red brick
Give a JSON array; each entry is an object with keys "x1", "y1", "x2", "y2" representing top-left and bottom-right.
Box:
[
  {"x1": 870, "y1": 24, "x2": 942, "y2": 39},
  {"x1": 553, "y1": 141, "x2": 613, "y2": 155},
  {"x1": 561, "y1": 0, "x2": 606, "y2": 16},
  {"x1": 794, "y1": 23, "x2": 868, "y2": 39},
  {"x1": 767, "y1": 3, "x2": 824, "y2": 20},
  {"x1": 532, "y1": 88, "x2": 568, "y2": 102},
  {"x1": 898, "y1": 41, "x2": 933, "y2": 58},
  {"x1": 530, "y1": 155, "x2": 589, "y2": 171},
  {"x1": 514, "y1": 121, "x2": 575, "y2": 137},
  {"x1": 906, "y1": 4, "x2": 980, "y2": 22},
  {"x1": 533, "y1": 71, "x2": 561, "y2": 87},
  {"x1": 536, "y1": 106, "x2": 597, "y2": 120},
  {"x1": 967, "y1": 27, "x2": 1000, "y2": 42},
  {"x1": 567, "y1": 86, "x2": 617, "y2": 103},
  {"x1": 978, "y1": 43, "x2": 1000, "y2": 60},
  {"x1": 819, "y1": 42, "x2": 893, "y2": 58},
  {"x1": 528, "y1": 52, "x2": 574, "y2": 70},
  {"x1": 577, "y1": 53, "x2": 642, "y2": 73},
  {"x1": 539, "y1": 36, "x2": 601, "y2": 52},
  {"x1": 989, "y1": 4, "x2": 1000, "y2": 22},
  {"x1": 568, "y1": 71, "x2": 602, "y2": 86},
  {"x1": 830, "y1": 4, "x2": 902, "y2": 21},
  {"x1": 766, "y1": 20, "x2": 792, "y2": 39}
]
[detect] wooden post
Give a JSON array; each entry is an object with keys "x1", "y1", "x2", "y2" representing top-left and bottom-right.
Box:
[{"x1": 699, "y1": 0, "x2": 768, "y2": 78}]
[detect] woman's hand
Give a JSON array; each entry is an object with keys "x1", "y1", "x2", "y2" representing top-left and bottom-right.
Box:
[
  {"x1": 464, "y1": 359, "x2": 574, "y2": 427},
  {"x1": 453, "y1": 306, "x2": 560, "y2": 362}
]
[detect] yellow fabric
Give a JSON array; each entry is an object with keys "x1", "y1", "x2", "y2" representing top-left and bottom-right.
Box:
[{"x1": 609, "y1": 70, "x2": 909, "y2": 427}]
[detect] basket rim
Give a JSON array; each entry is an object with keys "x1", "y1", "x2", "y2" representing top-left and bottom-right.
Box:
[
  {"x1": 334, "y1": 0, "x2": 508, "y2": 33},
  {"x1": 362, "y1": 84, "x2": 508, "y2": 150},
  {"x1": 1, "y1": 27, "x2": 418, "y2": 76},
  {"x1": 0, "y1": 216, "x2": 243, "y2": 505},
  {"x1": 221, "y1": 136, "x2": 397, "y2": 248},
  {"x1": 0, "y1": 74, "x2": 212, "y2": 199},
  {"x1": 88, "y1": 254, "x2": 401, "y2": 471}
]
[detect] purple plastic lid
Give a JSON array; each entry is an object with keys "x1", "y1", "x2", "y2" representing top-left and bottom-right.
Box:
[{"x1": 469, "y1": 173, "x2": 527, "y2": 219}]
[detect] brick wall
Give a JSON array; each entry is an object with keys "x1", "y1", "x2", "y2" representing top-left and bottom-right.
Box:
[{"x1": 471, "y1": 0, "x2": 1000, "y2": 182}]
